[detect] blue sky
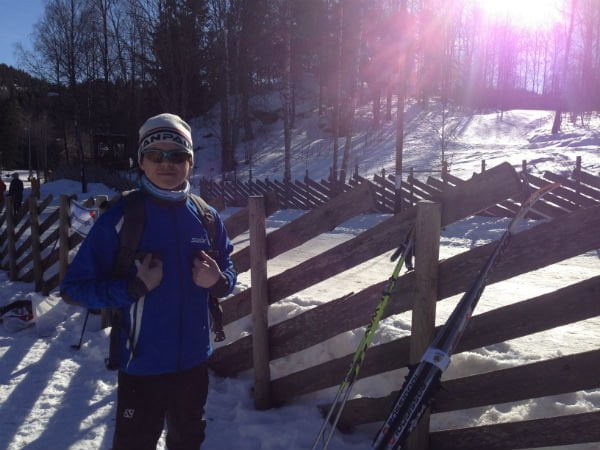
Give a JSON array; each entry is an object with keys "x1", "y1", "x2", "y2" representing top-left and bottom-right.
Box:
[{"x1": 0, "y1": 0, "x2": 46, "y2": 68}]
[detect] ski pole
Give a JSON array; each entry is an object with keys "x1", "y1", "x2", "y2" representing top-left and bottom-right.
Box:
[
  {"x1": 71, "y1": 309, "x2": 90, "y2": 350},
  {"x1": 313, "y1": 228, "x2": 415, "y2": 450}
]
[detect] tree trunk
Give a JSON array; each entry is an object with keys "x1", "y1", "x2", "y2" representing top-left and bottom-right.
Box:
[
  {"x1": 331, "y1": 1, "x2": 344, "y2": 184},
  {"x1": 552, "y1": 0, "x2": 577, "y2": 134},
  {"x1": 341, "y1": 0, "x2": 363, "y2": 183},
  {"x1": 281, "y1": 0, "x2": 293, "y2": 185}
]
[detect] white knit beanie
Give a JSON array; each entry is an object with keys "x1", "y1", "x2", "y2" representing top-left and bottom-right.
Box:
[{"x1": 138, "y1": 113, "x2": 194, "y2": 164}]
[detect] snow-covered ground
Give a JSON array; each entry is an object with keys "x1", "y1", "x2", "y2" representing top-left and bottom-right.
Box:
[{"x1": 0, "y1": 101, "x2": 599, "y2": 449}]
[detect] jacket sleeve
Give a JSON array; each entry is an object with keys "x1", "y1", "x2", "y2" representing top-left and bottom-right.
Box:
[
  {"x1": 208, "y1": 209, "x2": 237, "y2": 298},
  {"x1": 60, "y1": 206, "x2": 138, "y2": 309}
]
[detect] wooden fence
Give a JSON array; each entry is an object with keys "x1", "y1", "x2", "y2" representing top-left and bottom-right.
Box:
[
  {"x1": 201, "y1": 159, "x2": 600, "y2": 219},
  {"x1": 0, "y1": 162, "x2": 599, "y2": 449},
  {"x1": 206, "y1": 162, "x2": 600, "y2": 449}
]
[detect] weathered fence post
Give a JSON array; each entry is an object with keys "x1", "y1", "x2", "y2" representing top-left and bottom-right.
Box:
[
  {"x1": 408, "y1": 167, "x2": 415, "y2": 207},
  {"x1": 249, "y1": 195, "x2": 271, "y2": 410},
  {"x1": 442, "y1": 161, "x2": 448, "y2": 187},
  {"x1": 394, "y1": 173, "x2": 403, "y2": 214},
  {"x1": 574, "y1": 156, "x2": 582, "y2": 195},
  {"x1": 58, "y1": 195, "x2": 71, "y2": 284},
  {"x1": 6, "y1": 197, "x2": 17, "y2": 280},
  {"x1": 407, "y1": 200, "x2": 441, "y2": 450},
  {"x1": 522, "y1": 160, "x2": 529, "y2": 189},
  {"x1": 29, "y1": 196, "x2": 43, "y2": 291}
]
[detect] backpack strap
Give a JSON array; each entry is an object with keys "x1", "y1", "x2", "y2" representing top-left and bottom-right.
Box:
[
  {"x1": 188, "y1": 193, "x2": 226, "y2": 342},
  {"x1": 105, "y1": 190, "x2": 144, "y2": 370},
  {"x1": 188, "y1": 193, "x2": 217, "y2": 249},
  {"x1": 112, "y1": 190, "x2": 145, "y2": 278}
]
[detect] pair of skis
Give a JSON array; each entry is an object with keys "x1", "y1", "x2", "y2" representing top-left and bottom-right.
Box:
[
  {"x1": 312, "y1": 229, "x2": 416, "y2": 450},
  {"x1": 372, "y1": 181, "x2": 560, "y2": 449}
]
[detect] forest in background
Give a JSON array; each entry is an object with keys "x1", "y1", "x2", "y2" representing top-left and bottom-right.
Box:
[{"x1": 0, "y1": 0, "x2": 599, "y2": 185}]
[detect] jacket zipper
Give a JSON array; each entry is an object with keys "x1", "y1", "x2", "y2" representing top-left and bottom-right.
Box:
[{"x1": 173, "y1": 206, "x2": 185, "y2": 370}]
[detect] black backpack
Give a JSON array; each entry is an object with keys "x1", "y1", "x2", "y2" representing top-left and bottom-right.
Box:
[{"x1": 98, "y1": 190, "x2": 226, "y2": 370}]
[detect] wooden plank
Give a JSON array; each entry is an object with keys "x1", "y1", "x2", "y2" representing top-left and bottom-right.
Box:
[
  {"x1": 321, "y1": 178, "x2": 353, "y2": 194},
  {"x1": 6, "y1": 198, "x2": 17, "y2": 280},
  {"x1": 373, "y1": 173, "x2": 411, "y2": 197},
  {"x1": 526, "y1": 172, "x2": 596, "y2": 209},
  {"x1": 398, "y1": 178, "x2": 434, "y2": 203},
  {"x1": 15, "y1": 235, "x2": 32, "y2": 260},
  {"x1": 429, "y1": 411, "x2": 600, "y2": 450},
  {"x1": 544, "y1": 171, "x2": 600, "y2": 202},
  {"x1": 305, "y1": 176, "x2": 332, "y2": 199},
  {"x1": 439, "y1": 163, "x2": 523, "y2": 223},
  {"x1": 372, "y1": 174, "x2": 412, "y2": 210},
  {"x1": 58, "y1": 196, "x2": 70, "y2": 283},
  {"x1": 430, "y1": 171, "x2": 549, "y2": 220},
  {"x1": 335, "y1": 349, "x2": 600, "y2": 429},
  {"x1": 40, "y1": 228, "x2": 59, "y2": 252},
  {"x1": 407, "y1": 201, "x2": 441, "y2": 450},
  {"x1": 285, "y1": 180, "x2": 322, "y2": 208},
  {"x1": 37, "y1": 194, "x2": 53, "y2": 214},
  {"x1": 30, "y1": 196, "x2": 43, "y2": 291},
  {"x1": 271, "y1": 273, "x2": 600, "y2": 404},
  {"x1": 294, "y1": 180, "x2": 326, "y2": 206},
  {"x1": 231, "y1": 181, "x2": 378, "y2": 274},
  {"x1": 407, "y1": 176, "x2": 442, "y2": 199},
  {"x1": 16, "y1": 250, "x2": 32, "y2": 273},
  {"x1": 249, "y1": 197, "x2": 271, "y2": 409},
  {"x1": 39, "y1": 208, "x2": 60, "y2": 236},
  {"x1": 271, "y1": 179, "x2": 309, "y2": 209},
  {"x1": 223, "y1": 191, "x2": 279, "y2": 241},
  {"x1": 268, "y1": 181, "x2": 305, "y2": 209},
  {"x1": 15, "y1": 216, "x2": 31, "y2": 241},
  {"x1": 572, "y1": 169, "x2": 600, "y2": 190},
  {"x1": 247, "y1": 180, "x2": 268, "y2": 196}
]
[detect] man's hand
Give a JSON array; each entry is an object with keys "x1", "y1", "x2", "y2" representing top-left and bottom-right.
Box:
[
  {"x1": 192, "y1": 251, "x2": 221, "y2": 288},
  {"x1": 135, "y1": 253, "x2": 163, "y2": 292}
]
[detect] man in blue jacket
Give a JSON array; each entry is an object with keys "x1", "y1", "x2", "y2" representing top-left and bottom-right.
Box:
[{"x1": 61, "y1": 113, "x2": 236, "y2": 449}]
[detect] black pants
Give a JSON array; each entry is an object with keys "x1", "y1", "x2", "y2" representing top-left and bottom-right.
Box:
[
  {"x1": 13, "y1": 196, "x2": 21, "y2": 215},
  {"x1": 112, "y1": 363, "x2": 209, "y2": 450}
]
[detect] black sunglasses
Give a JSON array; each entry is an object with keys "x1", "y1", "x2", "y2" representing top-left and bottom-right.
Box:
[{"x1": 142, "y1": 149, "x2": 191, "y2": 164}]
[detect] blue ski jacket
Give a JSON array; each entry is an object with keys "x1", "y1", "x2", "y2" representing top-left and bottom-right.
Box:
[{"x1": 60, "y1": 191, "x2": 236, "y2": 375}]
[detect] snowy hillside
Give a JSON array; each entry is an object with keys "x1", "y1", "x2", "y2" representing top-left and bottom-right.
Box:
[
  {"x1": 190, "y1": 84, "x2": 599, "y2": 184},
  {"x1": 0, "y1": 103, "x2": 599, "y2": 450}
]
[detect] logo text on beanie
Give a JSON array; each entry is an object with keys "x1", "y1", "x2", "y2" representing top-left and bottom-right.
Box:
[{"x1": 141, "y1": 130, "x2": 192, "y2": 150}]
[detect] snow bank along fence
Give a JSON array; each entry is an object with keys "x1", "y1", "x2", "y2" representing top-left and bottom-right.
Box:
[
  {"x1": 206, "y1": 162, "x2": 600, "y2": 449},
  {"x1": 0, "y1": 163, "x2": 599, "y2": 447},
  {"x1": 200, "y1": 156, "x2": 600, "y2": 218}
]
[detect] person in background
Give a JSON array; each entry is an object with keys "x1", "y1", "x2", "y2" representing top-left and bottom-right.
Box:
[
  {"x1": 60, "y1": 113, "x2": 237, "y2": 450},
  {"x1": 7, "y1": 173, "x2": 24, "y2": 215},
  {"x1": 0, "y1": 175, "x2": 6, "y2": 212}
]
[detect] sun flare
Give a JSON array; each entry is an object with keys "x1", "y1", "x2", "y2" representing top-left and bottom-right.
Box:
[{"x1": 473, "y1": 0, "x2": 565, "y2": 30}]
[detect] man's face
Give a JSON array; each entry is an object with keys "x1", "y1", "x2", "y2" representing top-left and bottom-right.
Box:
[{"x1": 139, "y1": 143, "x2": 192, "y2": 190}]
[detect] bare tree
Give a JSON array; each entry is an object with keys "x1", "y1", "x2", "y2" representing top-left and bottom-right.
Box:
[
  {"x1": 279, "y1": 0, "x2": 293, "y2": 185},
  {"x1": 552, "y1": 0, "x2": 578, "y2": 134}
]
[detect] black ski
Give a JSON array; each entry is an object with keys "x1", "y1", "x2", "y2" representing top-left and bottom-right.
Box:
[{"x1": 372, "y1": 182, "x2": 559, "y2": 450}]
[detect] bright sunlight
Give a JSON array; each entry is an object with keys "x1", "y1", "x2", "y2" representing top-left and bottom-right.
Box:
[{"x1": 473, "y1": 0, "x2": 565, "y2": 30}]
